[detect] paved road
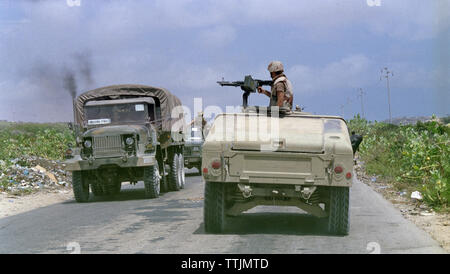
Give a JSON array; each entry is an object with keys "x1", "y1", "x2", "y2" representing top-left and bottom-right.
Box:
[{"x1": 0, "y1": 169, "x2": 445, "y2": 254}]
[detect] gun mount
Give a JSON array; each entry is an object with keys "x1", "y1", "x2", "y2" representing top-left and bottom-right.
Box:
[{"x1": 217, "y1": 75, "x2": 272, "y2": 108}]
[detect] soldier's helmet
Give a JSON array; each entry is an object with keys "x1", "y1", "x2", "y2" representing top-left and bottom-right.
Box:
[{"x1": 267, "y1": 61, "x2": 284, "y2": 73}]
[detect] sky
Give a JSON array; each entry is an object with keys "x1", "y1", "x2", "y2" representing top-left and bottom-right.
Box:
[{"x1": 0, "y1": 0, "x2": 449, "y2": 122}]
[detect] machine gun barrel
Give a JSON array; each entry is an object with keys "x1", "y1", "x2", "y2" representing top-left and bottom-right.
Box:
[
  {"x1": 217, "y1": 75, "x2": 272, "y2": 92},
  {"x1": 217, "y1": 81, "x2": 244, "y2": 87},
  {"x1": 217, "y1": 75, "x2": 273, "y2": 107}
]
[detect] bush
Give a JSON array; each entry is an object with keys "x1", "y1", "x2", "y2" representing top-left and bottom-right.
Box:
[
  {"x1": 348, "y1": 115, "x2": 449, "y2": 210},
  {"x1": 0, "y1": 122, "x2": 75, "y2": 164}
]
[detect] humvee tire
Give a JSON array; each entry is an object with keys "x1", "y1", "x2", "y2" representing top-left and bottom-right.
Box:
[
  {"x1": 144, "y1": 163, "x2": 160, "y2": 198},
  {"x1": 204, "y1": 182, "x2": 225, "y2": 233},
  {"x1": 178, "y1": 153, "x2": 186, "y2": 189},
  {"x1": 91, "y1": 183, "x2": 104, "y2": 197},
  {"x1": 168, "y1": 154, "x2": 181, "y2": 191},
  {"x1": 327, "y1": 187, "x2": 350, "y2": 235},
  {"x1": 72, "y1": 171, "x2": 89, "y2": 203}
]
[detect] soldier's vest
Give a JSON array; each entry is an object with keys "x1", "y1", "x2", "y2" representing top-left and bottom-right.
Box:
[{"x1": 270, "y1": 76, "x2": 293, "y2": 109}]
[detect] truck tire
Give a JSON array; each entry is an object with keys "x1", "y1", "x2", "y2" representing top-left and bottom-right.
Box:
[
  {"x1": 327, "y1": 186, "x2": 350, "y2": 235},
  {"x1": 168, "y1": 154, "x2": 181, "y2": 191},
  {"x1": 160, "y1": 163, "x2": 169, "y2": 193},
  {"x1": 91, "y1": 183, "x2": 104, "y2": 197},
  {"x1": 72, "y1": 171, "x2": 89, "y2": 203},
  {"x1": 178, "y1": 153, "x2": 186, "y2": 189},
  {"x1": 144, "y1": 163, "x2": 160, "y2": 198},
  {"x1": 204, "y1": 182, "x2": 226, "y2": 233}
]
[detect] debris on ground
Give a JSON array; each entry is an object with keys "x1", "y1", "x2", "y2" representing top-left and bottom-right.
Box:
[
  {"x1": 411, "y1": 191, "x2": 423, "y2": 201},
  {"x1": 354, "y1": 154, "x2": 450, "y2": 253},
  {"x1": 0, "y1": 156, "x2": 71, "y2": 195}
]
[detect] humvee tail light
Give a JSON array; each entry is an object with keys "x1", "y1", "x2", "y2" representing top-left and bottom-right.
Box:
[
  {"x1": 334, "y1": 166, "x2": 343, "y2": 174},
  {"x1": 211, "y1": 160, "x2": 221, "y2": 169},
  {"x1": 346, "y1": 172, "x2": 352, "y2": 179}
]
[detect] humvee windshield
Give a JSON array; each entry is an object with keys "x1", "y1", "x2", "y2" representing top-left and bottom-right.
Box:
[{"x1": 85, "y1": 102, "x2": 153, "y2": 126}]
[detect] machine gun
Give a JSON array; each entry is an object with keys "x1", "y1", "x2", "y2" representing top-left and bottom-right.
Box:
[{"x1": 217, "y1": 75, "x2": 272, "y2": 108}]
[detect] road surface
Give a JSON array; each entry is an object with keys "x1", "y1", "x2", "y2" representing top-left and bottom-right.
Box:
[{"x1": 0, "y1": 169, "x2": 445, "y2": 254}]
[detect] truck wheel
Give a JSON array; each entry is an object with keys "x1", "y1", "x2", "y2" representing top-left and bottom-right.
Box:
[
  {"x1": 168, "y1": 154, "x2": 181, "y2": 191},
  {"x1": 91, "y1": 183, "x2": 104, "y2": 197},
  {"x1": 178, "y1": 154, "x2": 186, "y2": 189},
  {"x1": 160, "y1": 163, "x2": 169, "y2": 193},
  {"x1": 204, "y1": 182, "x2": 226, "y2": 233},
  {"x1": 72, "y1": 171, "x2": 89, "y2": 203},
  {"x1": 144, "y1": 163, "x2": 160, "y2": 198},
  {"x1": 327, "y1": 187, "x2": 350, "y2": 235}
]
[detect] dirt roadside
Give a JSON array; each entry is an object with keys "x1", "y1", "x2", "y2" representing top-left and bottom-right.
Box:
[
  {"x1": 0, "y1": 190, "x2": 73, "y2": 219},
  {"x1": 354, "y1": 158, "x2": 450, "y2": 253}
]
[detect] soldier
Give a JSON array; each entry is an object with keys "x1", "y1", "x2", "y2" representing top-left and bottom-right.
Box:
[
  {"x1": 350, "y1": 131, "x2": 363, "y2": 156},
  {"x1": 257, "y1": 61, "x2": 294, "y2": 109},
  {"x1": 189, "y1": 112, "x2": 208, "y2": 138}
]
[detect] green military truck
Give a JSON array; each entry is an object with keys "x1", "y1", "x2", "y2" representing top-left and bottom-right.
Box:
[
  {"x1": 203, "y1": 77, "x2": 353, "y2": 235},
  {"x1": 65, "y1": 85, "x2": 186, "y2": 202},
  {"x1": 183, "y1": 126, "x2": 204, "y2": 174}
]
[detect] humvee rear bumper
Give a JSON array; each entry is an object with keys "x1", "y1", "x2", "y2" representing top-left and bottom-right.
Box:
[
  {"x1": 202, "y1": 151, "x2": 353, "y2": 187},
  {"x1": 64, "y1": 155, "x2": 156, "y2": 171}
]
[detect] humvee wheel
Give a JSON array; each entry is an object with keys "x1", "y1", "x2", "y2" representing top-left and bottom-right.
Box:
[
  {"x1": 178, "y1": 154, "x2": 186, "y2": 189},
  {"x1": 144, "y1": 162, "x2": 160, "y2": 198},
  {"x1": 168, "y1": 154, "x2": 181, "y2": 191},
  {"x1": 204, "y1": 182, "x2": 225, "y2": 233},
  {"x1": 91, "y1": 183, "x2": 104, "y2": 197},
  {"x1": 72, "y1": 171, "x2": 89, "y2": 203},
  {"x1": 327, "y1": 187, "x2": 350, "y2": 235}
]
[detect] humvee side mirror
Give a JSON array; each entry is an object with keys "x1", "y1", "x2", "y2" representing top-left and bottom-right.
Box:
[{"x1": 68, "y1": 122, "x2": 73, "y2": 130}]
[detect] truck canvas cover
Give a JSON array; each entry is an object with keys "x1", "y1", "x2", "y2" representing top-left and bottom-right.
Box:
[{"x1": 75, "y1": 84, "x2": 184, "y2": 132}]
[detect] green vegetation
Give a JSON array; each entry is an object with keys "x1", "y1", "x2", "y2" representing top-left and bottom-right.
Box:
[
  {"x1": 348, "y1": 115, "x2": 450, "y2": 210},
  {"x1": 0, "y1": 122, "x2": 74, "y2": 164}
]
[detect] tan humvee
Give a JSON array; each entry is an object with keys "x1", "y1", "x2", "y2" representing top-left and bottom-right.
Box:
[{"x1": 202, "y1": 107, "x2": 353, "y2": 235}]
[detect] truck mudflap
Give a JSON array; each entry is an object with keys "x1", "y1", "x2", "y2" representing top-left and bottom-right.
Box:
[{"x1": 64, "y1": 155, "x2": 157, "y2": 171}]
